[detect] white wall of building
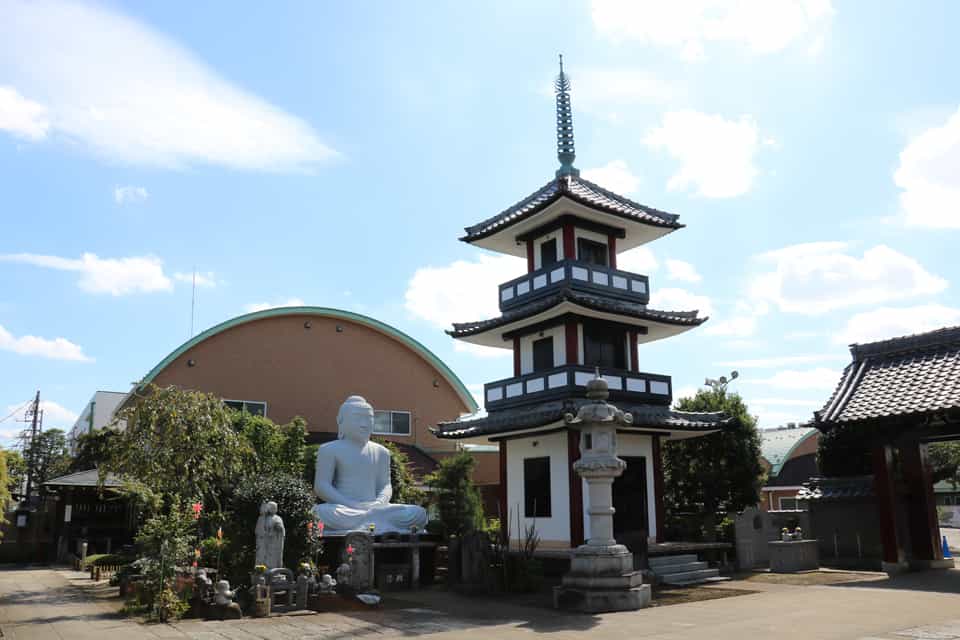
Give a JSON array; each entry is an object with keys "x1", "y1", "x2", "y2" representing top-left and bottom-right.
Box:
[
  {"x1": 68, "y1": 391, "x2": 127, "y2": 449},
  {"x1": 505, "y1": 431, "x2": 570, "y2": 547},
  {"x1": 518, "y1": 325, "x2": 567, "y2": 375},
  {"x1": 582, "y1": 432, "x2": 658, "y2": 543},
  {"x1": 532, "y1": 230, "x2": 566, "y2": 270}
]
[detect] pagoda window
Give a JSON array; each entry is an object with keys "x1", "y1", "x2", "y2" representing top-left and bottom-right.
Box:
[
  {"x1": 577, "y1": 237, "x2": 609, "y2": 267},
  {"x1": 583, "y1": 324, "x2": 627, "y2": 370},
  {"x1": 523, "y1": 456, "x2": 552, "y2": 517},
  {"x1": 532, "y1": 336, "x2": 555, "y2": 372},
  {"x1": 540, "y1": 238, "x2": 559, "y2": 268}
]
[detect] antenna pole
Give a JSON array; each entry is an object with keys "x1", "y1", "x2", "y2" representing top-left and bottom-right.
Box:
[{"x1": 23, "y1": 391, "x2": 40, "y2": 501}]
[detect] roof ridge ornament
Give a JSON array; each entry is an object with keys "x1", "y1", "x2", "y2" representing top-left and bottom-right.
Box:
[{"x1": 554, "y1": 54, "x2": 579, "y2": 178}]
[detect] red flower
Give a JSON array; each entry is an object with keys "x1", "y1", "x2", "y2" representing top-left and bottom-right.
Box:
[
  {"x1": 191, "y1": 502, "x2": 203, "y2": 519},
  {"x1": 346, "y1": 544, "x2": 354, "y2": 555},
  {"x1": 307, "y1": 521, "x2": 313, "y2": 532}
]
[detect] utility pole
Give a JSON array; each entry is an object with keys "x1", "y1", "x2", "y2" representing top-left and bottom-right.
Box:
[{"x1": 22, "y1": 390, "x2": 41, "y2": 502}]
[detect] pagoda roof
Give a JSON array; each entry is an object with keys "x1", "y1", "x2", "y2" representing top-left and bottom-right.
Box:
[
  {"x1": 816, "y1": 325, "x2": 960, "y2": 428},
  {"x1": 460, "y1": 174, "x2": 683, "y2": 256},
  {"x1": 448, "y1": 288, "x2": 706, "y2": 346},
  {"x1": 433, "y1": 398, "x2": 729, "y2": 440}
]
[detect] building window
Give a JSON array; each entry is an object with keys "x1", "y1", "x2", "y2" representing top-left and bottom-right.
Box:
[
  {"x1": 540, "y1": 238, "x2": 558, "y2": 267},
  {"x1": 532, "y1": 336, "x2": 554, "y2": 373},
  {"x1": 779, "y1": 497, "x2": 799, "y2": 511},
  {"x1": 577, "y1": 237, "x2": 608, "y2": 267},
  {"x1": 374, "y1": 410, "x2": 411, "y2": 436},
  {"x1": 524, "y1": 457, "x2": 552, "y2": 517},
  {"x1": 583, "y1": 324, "x2": 627, "y2": 370},
  {"x1": 224, "y1": 400, "x2": 267, "y2": 417}
]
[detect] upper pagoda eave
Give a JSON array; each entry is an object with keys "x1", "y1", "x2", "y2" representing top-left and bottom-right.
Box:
[
  {"x1": 460, "y1": 175, "x2": 682, "y2": 258},
  {"x1": 448, "y1": 294, "x2": 706, "y2": 349}
]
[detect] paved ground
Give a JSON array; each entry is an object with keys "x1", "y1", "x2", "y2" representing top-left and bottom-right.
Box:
[
  {"x1": 942, "y1": 526, "x2": 960, "y2": 553},
  {"x1": 4, "y1": 566, "x2": 960, "y2": 639}
]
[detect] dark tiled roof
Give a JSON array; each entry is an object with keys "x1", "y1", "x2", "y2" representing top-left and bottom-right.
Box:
[
  {"x1": 433, "y1": 399, "x2": 729, "y2": 439},
  {"x1": 816, "y1": 325, "x2": 960, "y2": 427},
  {"x1": 798, "y1": 476, "x2": 874, "y2": 501},
  {"x1": 461, "y1": 175, "x2": 682, "y2": 242},
  {"x1": 43, "y1": 469, "x2": 123, "y2": 488},
  {"x1": 448, "y1": 289, "x2": 705, "y2": 338}
]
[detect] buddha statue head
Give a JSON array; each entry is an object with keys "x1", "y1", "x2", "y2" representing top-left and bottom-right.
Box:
[{"x1": 337, "y1": 395, "x2": 375, "y2": 444}]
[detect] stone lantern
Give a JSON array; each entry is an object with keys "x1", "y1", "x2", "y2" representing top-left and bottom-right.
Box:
[{"x1": 553, "y1": 373, "x2": 651, "y2": 612}]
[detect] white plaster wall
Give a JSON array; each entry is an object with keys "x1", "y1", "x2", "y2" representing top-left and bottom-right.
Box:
[
  {"x1": 506, "y1": 431, "x2": 571, "y2": 545},
  {"x1": 582, "y1": 433, "x2": 657, "y2": 543},
  {"x1": 532, "y1": 230, "x2": 565, "y2": 270},
  {"x1": 518, "y1": 325, "x2": 567, "y2": 374}
]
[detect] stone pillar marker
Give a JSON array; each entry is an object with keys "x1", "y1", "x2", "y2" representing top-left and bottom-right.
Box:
[{"x1": 553, "y1": 373, "x2": 651, "y2": 612}]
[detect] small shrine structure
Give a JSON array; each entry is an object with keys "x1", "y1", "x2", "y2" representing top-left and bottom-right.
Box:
[{"x1": 434, "y1": 59, "x2": 729, "y2": 550}]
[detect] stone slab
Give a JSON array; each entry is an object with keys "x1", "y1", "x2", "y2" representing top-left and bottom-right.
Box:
[{"x1": 553, "y1": 583, "x2": 651, "y2": 613}]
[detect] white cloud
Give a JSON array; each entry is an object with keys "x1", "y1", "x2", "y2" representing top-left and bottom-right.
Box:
[
  {"x1": 665, "y1": 259, "x2": 701, "y2": 283},
  {"x1": 703, "y1": 300, "x2": 769, "y2": 337},
  {"x1": 894, "y1": 106, "x2": 960, "y2": 228},
  {"x1": 716, "y1": 354, "x2": 845, "y2": 368},
  {"x1": 0, "y1": 85, "x2": 50, "y2": 140},
  {"x1": 582, "y1": 160, "x2": 641, "y2": 194},
  {"x1": 750, "y1": 397, "x2": 825, "y2": 407},
  {"x1": 0, "y1": 252, "x2": 172, "y2": 295},
  {"x1": 114, "y1": 185, "x2": 148, "y2": 205},
  {"x1": 173, "y1": 271, "x2": 218, "y2": 288},
  {"x1": 751, "y1": 242, "x2": 947, "y2": 314},
  {"x1": 244, "y1": 298, "x2": 306, "y2": 313},
  {"x1": 617, "y1": 246, "x2": 658, "y2": 274},
  {"x1": 644, "y1": 110, "x2": 763, "y2": 198},
  {"x1": 591, "y1": 0, "x2": 834, "y2": 61},
  {"x1": 752, "y1": 408, "x2": 816, "y2": 428},
  {"x1": 567, "y1": 67, "x2": 677, "y2": 121},
  {"x1": 744, "y1": 367, "x2": 841, "y2": 391},
  {"x1": 649, "y1": 287, "x2": 713, "y2": 316},
  {"x1": 834, "y1": 304, "x2": 960, "y2": 346},
  {"x1": 0, "y1": 0, "x2": 336, "y2": 171},
  {"x1": 405, "y1": 254, "x2": 525, "y2": 330},
  {"x1": 0, "y1": 324, "x2": 91, "y2": 361},
  {"x1": 37, "y1": 401, "x2": 79, "y2": 427}
]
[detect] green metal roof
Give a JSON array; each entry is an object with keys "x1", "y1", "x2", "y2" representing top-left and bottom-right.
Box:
[
  {"x1": 134, "y1": 306, "x2": 478, "y2": 413},
  {"x1": 760, "y1": 426, "x2": 818, "y2": 476}
]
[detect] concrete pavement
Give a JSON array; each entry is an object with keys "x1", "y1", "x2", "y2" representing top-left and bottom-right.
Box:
[{"x1": 3, "y1": 566, "x2": 960, "y2": 639}]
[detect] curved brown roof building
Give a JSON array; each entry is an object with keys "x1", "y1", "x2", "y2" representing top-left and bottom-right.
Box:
[{"x1": 121, "y1": 306, "x2": 478, "y2": 457}]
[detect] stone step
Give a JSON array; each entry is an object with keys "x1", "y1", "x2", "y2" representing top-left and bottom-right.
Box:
[
  {"x1": 652, "y1": 561, "x2": 709, "y2": 574},
  {"x1": 659, "y1": 568, "x2": 721, "y2": 585},
  {"x1": 663, "y1": 575, "x2": 731, "y2": 587},
  {"x1": 649, "y1": 554, "x2": 699, "y2": 568}
]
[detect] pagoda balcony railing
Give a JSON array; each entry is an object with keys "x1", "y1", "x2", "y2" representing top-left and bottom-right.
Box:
[
  {"x1": 498, "y1": 259, "x2": 649, "y2": 311},
  {"x1": 483, "y1": 364, "x2": 671, "y2": 412}
]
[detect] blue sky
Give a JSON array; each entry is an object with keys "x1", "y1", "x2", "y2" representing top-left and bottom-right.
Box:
[{"x1": 1, "y1": 0, "x2": 959, "y2": 442}]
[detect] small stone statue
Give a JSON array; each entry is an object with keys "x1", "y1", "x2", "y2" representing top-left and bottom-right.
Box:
[
  {"x1": 255, "y1": 501, "x2": 285, "y2": 569},
  {"x1": 336, "y1": 562, "x2": 352, "y2": 587},
  {"x1": 318, "y1": 573, "x2": 337, "y2": 594},
  {"x1": 212, "y1": 580, "x2": 242, "y2": 620}
]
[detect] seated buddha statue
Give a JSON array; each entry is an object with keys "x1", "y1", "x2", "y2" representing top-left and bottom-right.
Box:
[{"x1": 312, "y1": 396, "x2": 428, "y2": 534}]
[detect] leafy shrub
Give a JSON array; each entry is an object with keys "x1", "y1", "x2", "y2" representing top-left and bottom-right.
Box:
[
  {"x1": 425, "y1": 451, "x2": 483, "y2": 537},
  {"x1": 377, "y1": 439, "x2": 426, "y2": 506}
]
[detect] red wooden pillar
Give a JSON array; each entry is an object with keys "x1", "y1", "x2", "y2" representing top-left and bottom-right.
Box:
[
  {"x1": 568, "y1": 429, "x2": 584, "y2": 547},
  {"x1": 607, "y1": 235, "x2": 617, "y2": 269},
  {"x1": 565, "y1": 321, "x2": 579, "y2": 365},
  {"x1": 562, "y1": 223, "x2": 576, "y2": 260},
  {"x1": 512, "y1": 337, "x2": 521, "y2": 376},
  {"x1": 900, "y1": 441, "x2": 943, "y2": 564},
  {"x1": 651, "y1": 435, "x2": 665, "y2": 542},
  {"x1": 526, "y1": 239, "x2": 535, "y2": 273},
  {"x1": 872, "y1": 444, "x2": 906, "y2": 571},
  {"x1": 499, "y1": 441, "x2": 508, "y2": 540}
]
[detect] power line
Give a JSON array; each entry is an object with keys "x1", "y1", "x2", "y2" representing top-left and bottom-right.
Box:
[{"x1": 0, "y1": 399, "x2": 32, "y2": 425}]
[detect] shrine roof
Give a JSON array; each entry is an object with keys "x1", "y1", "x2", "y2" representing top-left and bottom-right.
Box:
[
  {"x1": 798, "y1": 476, "x2": 874, "y2": 501},
  {"x1": 43, "y1": 469, "x2": 123, "y2": 488},
  {"x1": 448, "y1": 289, "x2": 705, "y2": 339},
  {"x1": 433, "y1": 398, "x2": 730, "y2": 439},
  {"x1": 815, "y1": 325, "x2": 960, "y2": 428},
  {"x1": 460, "y1": 174, "x2": 682, "y2": 244}
]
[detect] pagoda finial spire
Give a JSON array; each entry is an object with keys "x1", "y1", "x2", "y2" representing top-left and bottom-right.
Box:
[{"x1": 554, "y1": 54, "x2": 579, "y2": 178}]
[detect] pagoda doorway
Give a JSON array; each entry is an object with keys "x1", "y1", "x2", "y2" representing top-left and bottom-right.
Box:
[{"x1": 613, "y1": 456, "x2": 649, "y2": 542}]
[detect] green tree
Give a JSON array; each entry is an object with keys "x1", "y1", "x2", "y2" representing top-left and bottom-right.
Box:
[
  {"x1": 377, "y1": 439, "x2": 425, "y2": 506},
  {"x1": 134, "y1": 496, "x2": 196, "y2": 621},
  {"x1": 0, "y1": 451, "x2": 10, "y2": 532},
  {"x1": 70, "y1": 427, "x2": 121, "y2": 472},
  {"x1": 22, "y1": 428, "x2": 71, "y2": 486},
  {"x1": 105, "y1": 385, "x2": 250, "y2": 508},
  {"x1": 230, "y1": 411, "x2": 306, "y2": 477},
  {"x1": 3, "y1": 449, "x2": 25, "y2": 498},
  {"x1": 664, "y1": 387, "x2": 764, "y2": 541},
  {"x1": 425, "y1": 450, "x2": 483, "y2": 537}
]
